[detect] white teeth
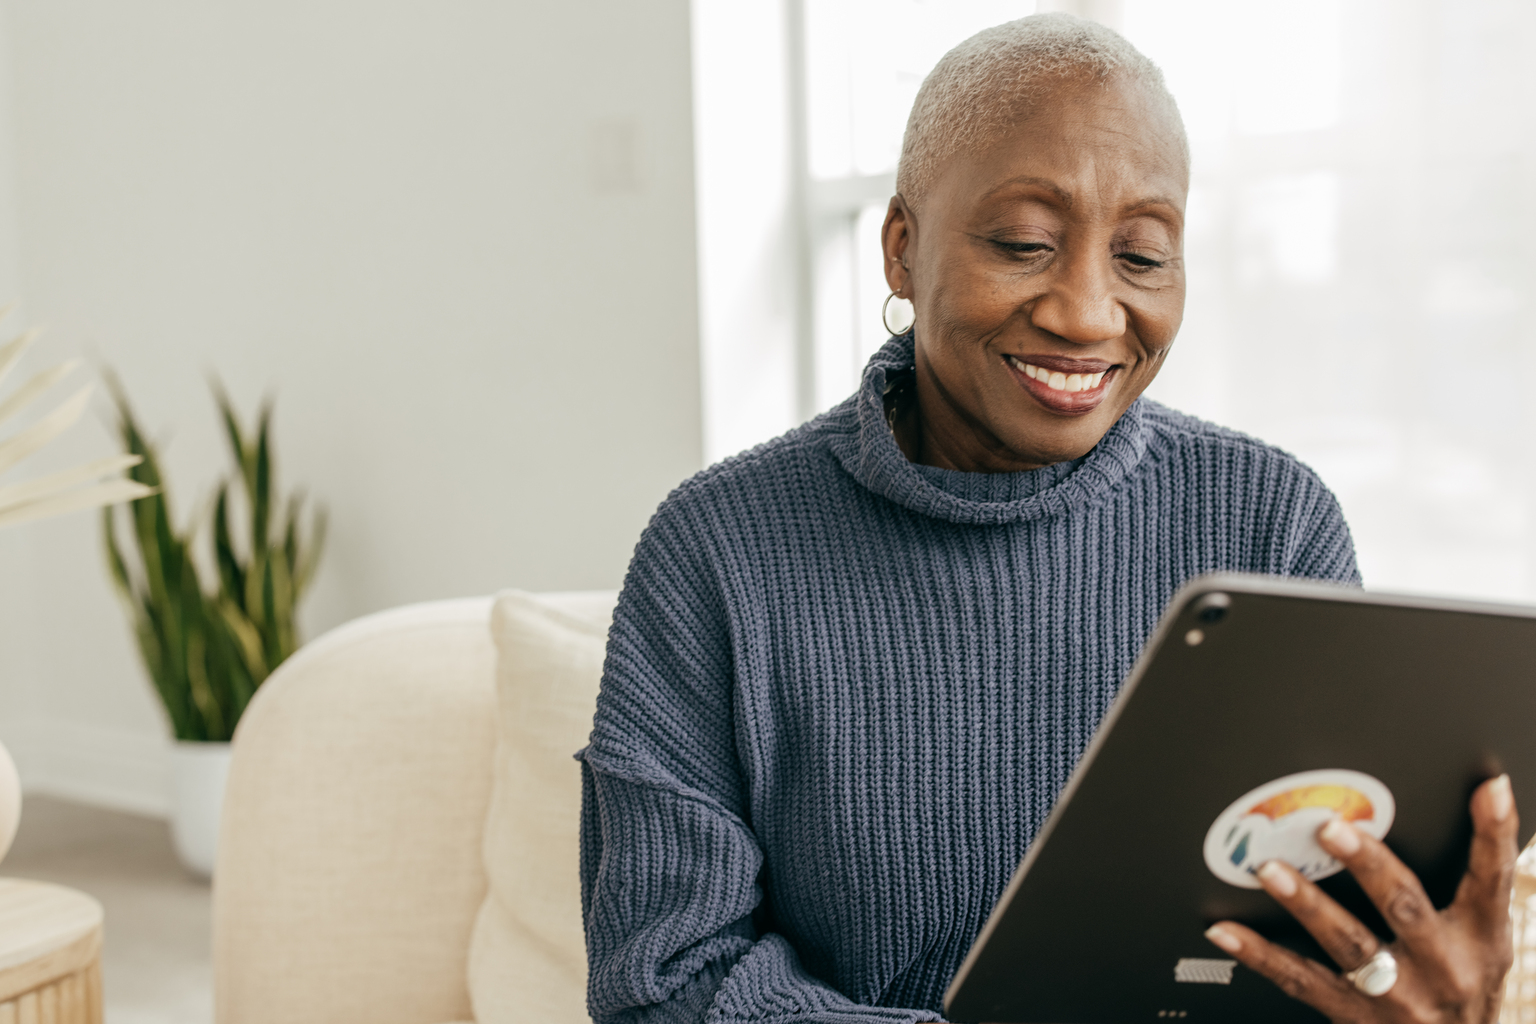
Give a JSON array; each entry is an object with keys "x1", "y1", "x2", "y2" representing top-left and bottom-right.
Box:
[{"x1": 1010, "y1": 357, "x2": 1111, "y2": 391}]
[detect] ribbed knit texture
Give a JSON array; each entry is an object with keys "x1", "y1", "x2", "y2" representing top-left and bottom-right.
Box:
[{"x1": 579, "y1": 334, "x2": 1359, "y2": 1024}]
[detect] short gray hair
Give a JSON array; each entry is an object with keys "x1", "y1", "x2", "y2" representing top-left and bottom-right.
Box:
[{"x1": 896, "y1": 13, "x2": 1187, "y2": 208}]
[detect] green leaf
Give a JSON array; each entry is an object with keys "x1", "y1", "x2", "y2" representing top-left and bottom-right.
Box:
[
  {"x1": 213, "y1": 481, "x2": 244, "y2": 606},
  {"x1": 184, "y1": 627, "x2": 223, "y2": 742},
  {"x1": 267, "y1": 551, "x2": 296, "y2": 661},
  {"x1": 102, "y1": 506, "x2": 134, "y2": 597},
  {"x1": 211, "y1": 378, "x2": 247, "y2": 479},
  {"x1": 136, "y1": 614, "x2": 194, "y2": 740},
  {"x1": 243, "y1": 548, "x2": 267, "y2": 634},
  {"x1": 213, "y1": 596, "x2": 267, "y2": 686},
  {"x1": 281, "y1": 494, "x2": 300, "y2": 580},
  {"x1": 252, "y1": 401, "x2": 272, "y2": 558}
]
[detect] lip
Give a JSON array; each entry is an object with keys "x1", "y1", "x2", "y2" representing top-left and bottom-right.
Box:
[
  {"x1": 1004, "y1": 354, "x2": 1118, "y2": 416},
  {"x1": 1013, "y1": 354, "x2": 1114, "y2": 375}
]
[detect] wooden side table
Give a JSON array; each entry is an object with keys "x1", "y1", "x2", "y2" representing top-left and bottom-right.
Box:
[{"x1": 0, "y1": 879, "x2": 103, "y2": 1024}]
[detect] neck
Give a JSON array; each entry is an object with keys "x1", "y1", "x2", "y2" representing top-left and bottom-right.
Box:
[{"x1": 894, "y1": 345, "x2": 1053, "y2": 473}]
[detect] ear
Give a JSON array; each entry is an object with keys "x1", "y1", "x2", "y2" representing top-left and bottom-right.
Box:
[{"x1": 882, "y1": 196, "x2": 915, "y2": 298}]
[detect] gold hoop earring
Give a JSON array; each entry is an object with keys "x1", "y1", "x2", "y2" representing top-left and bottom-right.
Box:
[{"x1": 882, "y1": 292, "x2": 915, "y2": 336}]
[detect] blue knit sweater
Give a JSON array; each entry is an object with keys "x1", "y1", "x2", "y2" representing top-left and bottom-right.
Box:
[{"x1": 579, "y1": 335, "x2": 1359, "y2": 1024}]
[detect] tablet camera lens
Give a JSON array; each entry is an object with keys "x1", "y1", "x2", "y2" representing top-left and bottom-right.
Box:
[{"x1": 1195, "y1": 592, "x2": 1231, "y2": 624}]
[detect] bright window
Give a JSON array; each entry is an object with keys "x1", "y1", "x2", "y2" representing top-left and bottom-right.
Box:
[
  {"x1": 802, "y1": 0, "x2": 1034, "y2": 410},
  {"x1": 1122, "y1": 0, "x2": 1535, "y2": 601},
  {"x1": 699, "y1": 0, "x2": 1536, "y2": 602}
]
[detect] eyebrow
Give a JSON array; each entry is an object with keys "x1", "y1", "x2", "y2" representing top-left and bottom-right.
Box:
[
  {"x1": 981, "y1": 176, "x2": 1074, "y2": 208},
  {"x1": 1123, "y1": 196, "x2": 1183, "y2": 215},
  {"x1": 1122, "y1": 196, "x2": 1185, "y2": 228},
  {"x1": 980, "y1": 176, "x2": 1184, "y2": 229}
]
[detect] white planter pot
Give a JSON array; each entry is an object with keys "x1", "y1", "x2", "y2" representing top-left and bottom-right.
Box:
[{"x1": 170, "y1": 740, "x2": 232, "y2": 879}]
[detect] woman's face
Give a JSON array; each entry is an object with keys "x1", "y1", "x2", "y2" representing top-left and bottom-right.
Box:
[{"x1": 884, "y1": 74, "x2": 1189, "y2": 472}]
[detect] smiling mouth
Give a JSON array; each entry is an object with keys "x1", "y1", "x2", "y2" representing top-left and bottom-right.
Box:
[{"x1": 1004, "y1": 355, "x2": 1117, "y2": 415}]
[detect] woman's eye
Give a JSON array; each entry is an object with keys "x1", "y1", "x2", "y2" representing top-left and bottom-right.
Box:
[
  {"x1": 1115, "y1": 251, "x2": 1166, "y2": 271},
  {"x1": 997, "y1": 241, "x2": 1052, "y2": 256}
]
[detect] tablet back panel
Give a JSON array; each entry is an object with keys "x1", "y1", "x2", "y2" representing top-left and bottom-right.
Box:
[{"x1": 943, "y1": 575, "x2": 1536, "y2": 1024}]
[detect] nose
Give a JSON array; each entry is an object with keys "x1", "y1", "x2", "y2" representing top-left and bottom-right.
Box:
[{"x1": 1028, "y1": 254, "x2": 1126, "y2": 345}]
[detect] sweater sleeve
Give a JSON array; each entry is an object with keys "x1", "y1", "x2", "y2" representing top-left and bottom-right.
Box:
[
  {"x1": 1281, "y1": 466, "x2": 1361, "y2": 585},
  {"x1": 579, "y1": 494, "x2": 942, "y2": 1024}
]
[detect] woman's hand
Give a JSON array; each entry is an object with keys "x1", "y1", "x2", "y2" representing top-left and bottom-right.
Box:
[{"x1": 1205, "y1": 775, "x2": 1519, "y2": 1024}]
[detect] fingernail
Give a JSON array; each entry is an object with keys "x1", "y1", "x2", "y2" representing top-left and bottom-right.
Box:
[
  {"x1": 1319, "y1": 816, "x2": 1361, "y2": 856},
  {"x1": 1205, "y1": 924, "x2": 1242, "y2": 954},
  {"x1": 1491, "y1": 775, "x2": 1514, "y2": 822},
  {"x1": 1257, "y1": 860, "x2": 1298, "y2": 897}
]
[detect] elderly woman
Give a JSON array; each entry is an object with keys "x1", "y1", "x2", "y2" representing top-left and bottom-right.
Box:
[{"x1": 580, "y1": 14, "x2": 1516, "y2": 1024}]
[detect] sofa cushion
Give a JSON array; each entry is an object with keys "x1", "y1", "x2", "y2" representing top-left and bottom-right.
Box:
[
  {"x1": 469, "y1": 590, "x2": 617, "y2": 1024},
  {"x1": 215, "y1": 598, "x2": 498, "y2": 1024}
]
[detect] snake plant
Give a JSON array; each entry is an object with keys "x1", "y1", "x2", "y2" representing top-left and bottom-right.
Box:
[{"x1": 103, "y1": 379, "x2": 326, "y2": 742}]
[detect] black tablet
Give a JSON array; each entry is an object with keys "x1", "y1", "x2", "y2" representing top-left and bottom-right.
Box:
[{"x1": 943, "y1": 573, "x2": 1536, "y2": 1023}]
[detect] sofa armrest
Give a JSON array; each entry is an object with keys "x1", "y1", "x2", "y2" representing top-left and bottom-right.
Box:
[{"x1": 213, "y1": 598, "x2": 497, "y2": 1024}]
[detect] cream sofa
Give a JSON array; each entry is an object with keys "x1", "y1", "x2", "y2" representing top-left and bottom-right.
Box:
[
  {"x1": 210, "y1": 591, "x2": 1536, "y2": 1024},
  {"x1": 211, "y1": 591, "x2": 618, "y2": 1024}
]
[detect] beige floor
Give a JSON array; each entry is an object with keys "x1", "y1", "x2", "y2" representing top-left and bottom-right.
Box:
[{"x1": 1, "y1": 795, "x2": 212, "y2": 1024}]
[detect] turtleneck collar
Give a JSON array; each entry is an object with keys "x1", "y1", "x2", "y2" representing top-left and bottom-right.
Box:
[{"x1": 825, "y1": 332, "x2": 1149, "y2": 526}]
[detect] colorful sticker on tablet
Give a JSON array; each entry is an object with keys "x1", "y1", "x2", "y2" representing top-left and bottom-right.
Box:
[{"x1": 1202, "y1": 769, "x2": 1395, "y2": 889}]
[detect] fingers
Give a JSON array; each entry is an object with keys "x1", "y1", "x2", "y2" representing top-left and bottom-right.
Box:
[
  {"x1": 1457, "y1": 774, "x2": 1519, "y2": 933},
  {"x1": 1253, "y1": 860, "x2": 1384, "y2": 973},
  {"x1": 1211, "y1": 780, "x2": 1520, "y2": 1019},
  {"x1": 1315, "y1": 816, "x2": 1445, "y2": 959},
  {"x1": 1205, "y1": 920, "x2": 1368, "y2": 1021}
]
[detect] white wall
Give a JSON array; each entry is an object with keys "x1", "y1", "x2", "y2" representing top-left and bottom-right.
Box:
[
  {"x1": 0, "y1": 0, "x2": 703, "y2": 814},
  {"x1": 691, "y1": 0, "x2": 800, "y2": 463}
]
